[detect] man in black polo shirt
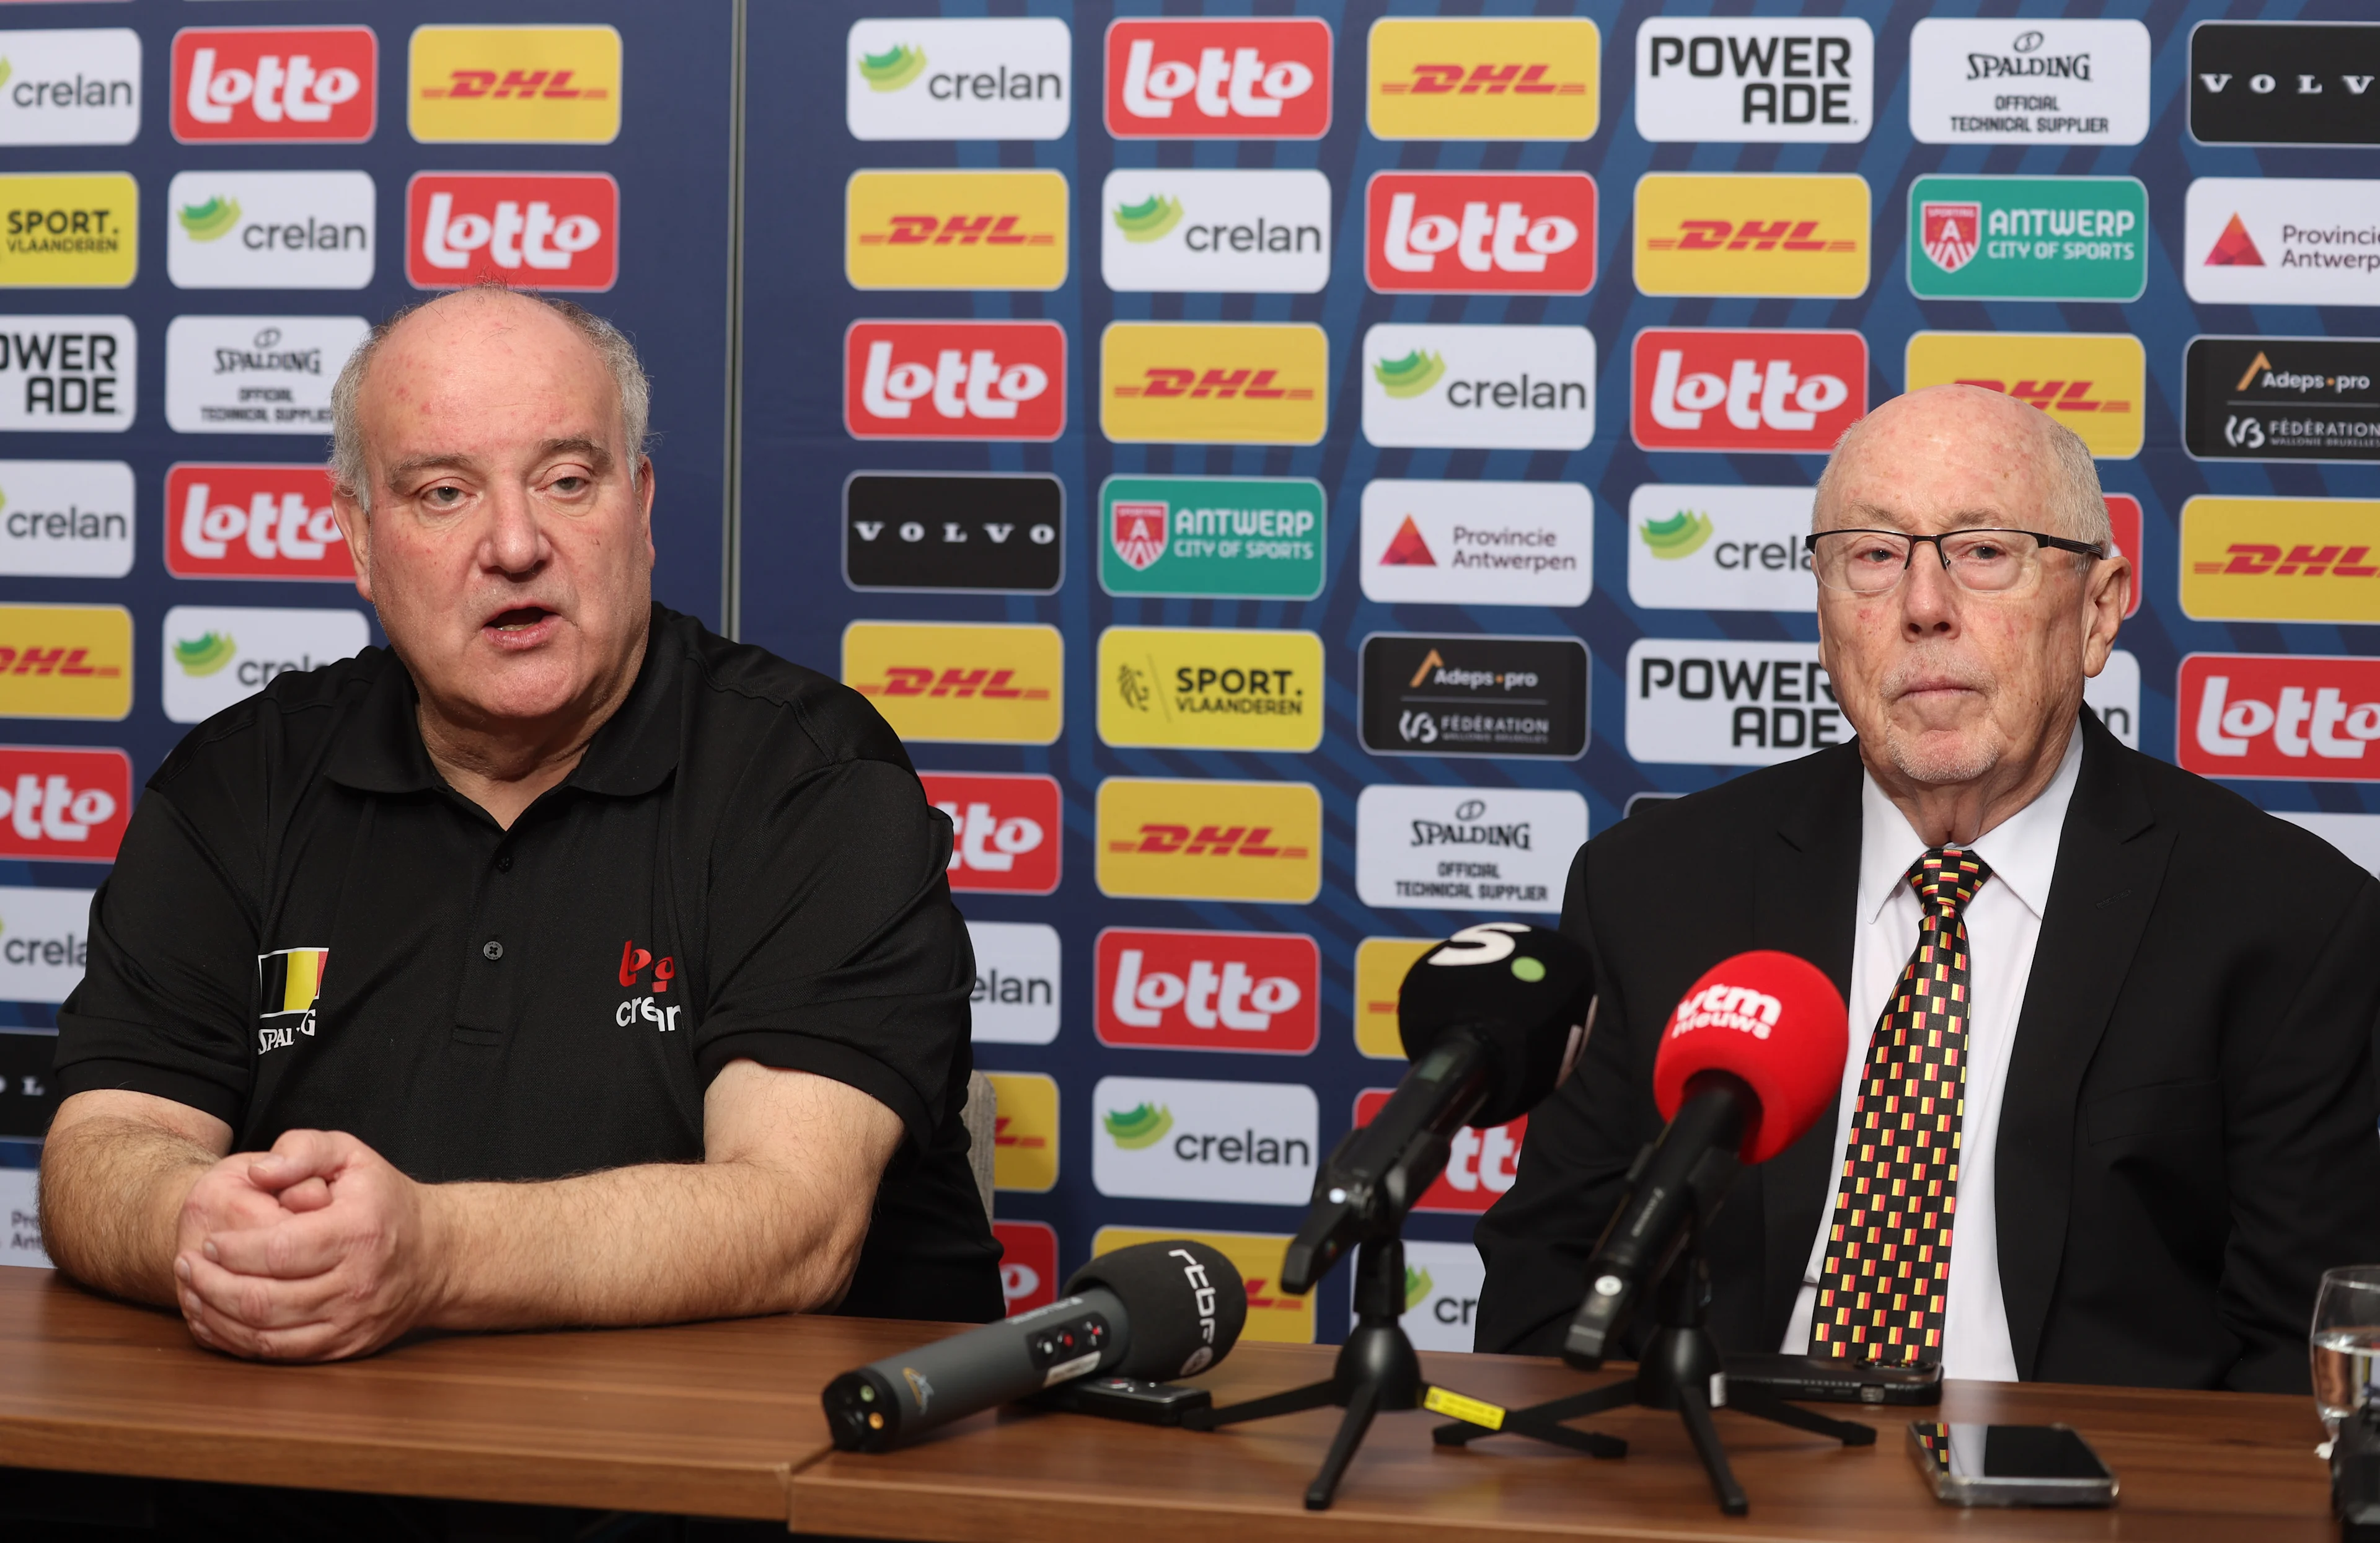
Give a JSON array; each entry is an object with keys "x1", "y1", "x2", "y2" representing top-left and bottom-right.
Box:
[{"x1": 40, "y1": 286, "x2": 1001, "y2": 1361}]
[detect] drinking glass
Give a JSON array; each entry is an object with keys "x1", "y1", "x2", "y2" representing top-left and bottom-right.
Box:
[{"x1": 2312, "y1": 1265, "x2": 2380, "y2": 1434}]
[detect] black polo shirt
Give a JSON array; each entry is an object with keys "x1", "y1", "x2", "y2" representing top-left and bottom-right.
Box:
[{"x1": 55, "y1": 604, "x2": 1002, "y2": 1324}]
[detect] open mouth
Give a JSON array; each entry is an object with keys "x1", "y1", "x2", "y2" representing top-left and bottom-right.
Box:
[
  {"x1": 481, "y1": 606, "x2": 560, "y2": 648},
  {"x1": 487, "y1": 606, "x2": 552, "y2": 632}
]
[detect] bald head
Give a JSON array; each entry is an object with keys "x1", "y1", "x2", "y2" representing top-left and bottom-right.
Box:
[
  {"x1": 1815, "y1": 384, "x2": 2109, "y2": 550},
  {"x1": 330, "y1": 286, "x2": 649, "y2": 514}
]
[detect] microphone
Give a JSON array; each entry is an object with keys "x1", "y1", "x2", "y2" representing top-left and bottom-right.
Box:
[
  {"x1": 1562, "y1": 950, "x2": 1846, "y2": 1369},
  {"x1": 1282, "y1": 922, "x2": 1593, "y2": 1294},
  {"x1": 821, "y1": 1239, "x2": 1247, "y2": 1452}
]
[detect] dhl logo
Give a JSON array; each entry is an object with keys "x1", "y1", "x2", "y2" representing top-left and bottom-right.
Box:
[
  {"x1": 1092, "y1": 1226, "x2": 1313, "y2": 1343},
  {"x1": 409, "y1": 25, "x2": 621, "y2": 144},
  {"x1": 842, "y1": 622, "x2": 1062, "y2": 745},
  {"x1": 2182, "y1": 497, "x2": 2380, "y2": 626},
  {"x1": 1101, "y1": 322, "x2": 1327, "y2": 445},
  {"x1": 1644, "y1": 220, "x2": 1856, "y2": 254},
  {"x1": 1905, "y1": 332, "x2": 2145, "y2": 459},
  {"x1": 1096, "y1": 776, "x2": 1321, "y2": 904},
  {"x1": 846, "y1": 170, "x2": 1069, "y2": 291},
  {"x1": 1354, "y1": 937, "x2": 1437, "y2": 1059},
  {"x1": 987, "y1": 1072, "x2": 1059, "y2": 1193},
  {"x1": 1634, "y1": 174, "x2": 1868, "y2": 299},
  {"x1": 1368, "y1": 19, "x2": 1600, "y2": 141},
  {"x1": 0, "y1": 604, "x2": 132, "y2": 721}
]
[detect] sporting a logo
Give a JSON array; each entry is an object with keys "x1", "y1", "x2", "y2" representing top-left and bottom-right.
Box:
[
  {"x1": 1103, "y1": 1103, "x2": 1174, "y2": 1149},
  {"x1": 1111, "y1": 501, "x2": 1166, "y2": 571},
  {"x1": 1921, "y1": 201, "x2": 1980, "y2": 273}
]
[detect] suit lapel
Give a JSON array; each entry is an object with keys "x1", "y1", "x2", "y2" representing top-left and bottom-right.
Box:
[
  {"x1": 1750, "y1": 743, "x2": 1864, "y2": 1341},
  {"x1": 1994, "y1": 712, "x2": 2171, "y2": 1377}
]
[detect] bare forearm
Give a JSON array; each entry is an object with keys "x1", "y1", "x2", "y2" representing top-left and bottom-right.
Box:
[
  {"x1": 38, "y1": 1116, "x2": 216, "y2": 1307},
  {"x1": 420, "y1": 1156, "x2": 873, "y2": 1332}
]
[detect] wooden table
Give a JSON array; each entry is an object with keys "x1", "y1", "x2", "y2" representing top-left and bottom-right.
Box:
[{"x1": 0, "y1": 1267, "x2": 2340, "y2": 1539}]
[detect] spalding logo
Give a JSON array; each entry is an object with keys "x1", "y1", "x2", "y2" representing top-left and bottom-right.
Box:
[{"x1": 1669, "y1": 983, "x2": 1783, "y2": 1040}]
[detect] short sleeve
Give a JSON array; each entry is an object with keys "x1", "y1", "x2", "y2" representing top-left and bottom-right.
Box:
[
  {"x1": 54, "y1": 781, "x2": 262, "y2": 1125},
  {"x1": 691, "y1": 748, "x2": 970, "y2": 1151}
]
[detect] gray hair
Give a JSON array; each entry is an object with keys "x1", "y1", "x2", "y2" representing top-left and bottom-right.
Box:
[
  {"x1": 328, "y1": 284, "x2": 651, "y2": 513},
  {"x1": 1813, "y1": 395, "x2": 2111, "y2": 552}
]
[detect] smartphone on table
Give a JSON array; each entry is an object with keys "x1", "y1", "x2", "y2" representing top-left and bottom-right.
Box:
[{"x1": 1906, "y1": 1421, "x2": 2117, "y2": 1507}]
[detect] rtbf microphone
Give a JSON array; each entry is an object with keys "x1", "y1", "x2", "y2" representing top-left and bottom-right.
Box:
[
  {"x1": 1282, "y1": 922, "x2": 1593, "y2": 1294},
  {"x1": 1563, "y1": 950, "x2": 1846, "y2": 1369},
  {"x1": 822, "y1": 1239, "x2": 1248, "y2": 1452}
]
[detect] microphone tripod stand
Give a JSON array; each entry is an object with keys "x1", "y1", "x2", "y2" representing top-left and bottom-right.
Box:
[
  {"x1": 1430, "y1": 1237, "x2": 1875, "y2": 1515},
  {"x1": 1183, "y1": 1233, "x2": 1626, "y2": 1510}
]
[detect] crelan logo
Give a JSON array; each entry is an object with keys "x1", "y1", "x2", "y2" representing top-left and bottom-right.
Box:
[
  {"x1": 1103, "y1": 1103, "x2": 1173, "y2": 1149},
  {"x1": 1639, "y1": 511, "x2": 1714, "y2": 560},
  {"x1": 859, "y1": 44, "x2": 927, "y2": 92}
]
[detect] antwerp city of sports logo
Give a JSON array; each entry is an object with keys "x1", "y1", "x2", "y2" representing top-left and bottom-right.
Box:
[
  {"x1": 1922, "y1": 201, "x2": 1980, "y2": 273},
  {"x1": 1105, "y1": 17, "x2": 1331, "y2": 139},
  {"x1": 845, "y1": 321, "x2": 1065, "y2": 442},
  {"x1": 1111, "y1": 501, "x2": 1167, "y2": 572},
  {"x1": 1365, "y1": 172, "x2": 1597, "y2": 295},
  {"x1": 407, "y1": 172, "x2": 617, "y2": 291},
  {"x1": 172, "y1": 27, "x2": 377, "y2": 144},
  {"x1": 1631, "y1": 328, "x2": 1867, "y2": 454}
]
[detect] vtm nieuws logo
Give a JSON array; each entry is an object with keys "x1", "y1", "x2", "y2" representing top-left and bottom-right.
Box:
[
  {"x1": 1102, "y1": 322, "x2": 1326, "y2": 446},
  {"x1": 2180, "y1": 654, "x2": 2380, "y2": 780},
  {"x1": 1095, "y1": 928, "x2": 1318, "y2": 1054},
  {"x1": 1105, "y1": 17, "x2": 1331, "y2": 139},
  {"x1": 1631, "y1": 327, "x2": 1866, "y2": 454},
  {"x1": 172, "y1": 27, "x2": 376, "y2": 144},
  {"x1": 1354, "y1": 1089, "x2": 1525, "y2": 1214},
  {"x1": 166, "y1": 464, "x2": 351, "y2": 582},
  {"x1": 410, "y1": 25, "x2": 620, "y2": 144},
  {"x1": 1634, "y1": 173, "x2": 1869, "y2": 298},
  {"x1": 0, "y1": 603, "x2": 130, "y2": 721},
  {"x1": 1905, "y1": 331, "x2": 2144, "y2": 459},
  {"x1": 1365, "y1": 172, "x2": 1596, "y2": 296},
  {"x1": 1096, "y1": 776, "x2": 1321, "y2": 904},
  {"x1": 407, "y1": 172, "x2": 615, "y2": 292},
  {"x1": 1368, "y1": 17, "x2": 1600, "y2": 140},
  {"x1": 845, "y1": 320, "x2": 1065, "y2": 443},
  {"x1": 0, "y1": 745, "x2": 131, "y2": 862},
  {"x1": 2180, "y1": 497, "x2": 2380, "y2": 626},
  {"x1": 845, "y1": 170, "x2": 1069, "y2": 292},
  {"x1": 842, "y1": 621, "x2": 1062, "y2": 746},
  {"x1": 919, "y1": 771, "x2": 1060, "y2": 895}
]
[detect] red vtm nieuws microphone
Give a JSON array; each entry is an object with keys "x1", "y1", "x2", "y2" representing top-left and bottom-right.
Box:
[{"x1": 1564, "y1": 951, "x2": 1846, "y2": 1368}]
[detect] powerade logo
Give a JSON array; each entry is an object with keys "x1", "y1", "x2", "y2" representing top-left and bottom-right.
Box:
[
  {"x1": 0, "y1": 316, "x2": 133, "y2": 432},
  {"x1": 1090, "y1": 1075, "x2": 1318, "y2": 1205},
  {"x1": 1635, "y1": 17, "x2": 1871, "y2": 143},
  {"x1": 1626, "y1": 639, "x2": 1841, "y2": 766}
]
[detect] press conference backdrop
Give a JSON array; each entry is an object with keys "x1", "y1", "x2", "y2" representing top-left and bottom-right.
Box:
[{"x1": 4, "y1": 1, "x2": 2376, "y2": 1356}]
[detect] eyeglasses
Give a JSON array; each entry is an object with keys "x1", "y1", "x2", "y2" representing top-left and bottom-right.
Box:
[{"x1": 1802, "y1": 528, "x2": 2106, "y2": 596}]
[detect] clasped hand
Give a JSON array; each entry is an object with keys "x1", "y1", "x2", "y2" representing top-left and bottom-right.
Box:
[{"x1": 173, "y1": 1128, "x2": 443, "y2": 1362}]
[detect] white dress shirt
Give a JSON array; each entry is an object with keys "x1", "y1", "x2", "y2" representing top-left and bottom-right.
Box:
[{"x1": 1780, "y1": 730, "x2": 2082, "y2": 1380}]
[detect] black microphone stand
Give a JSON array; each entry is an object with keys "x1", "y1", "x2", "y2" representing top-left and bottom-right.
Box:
[
  {"x1": 1430, "y1": 1230, "x2": 1875, "y2": 1515},
  {"x1": 1184, "y1": 1231, "x2": 1625, "y2": 1510}
]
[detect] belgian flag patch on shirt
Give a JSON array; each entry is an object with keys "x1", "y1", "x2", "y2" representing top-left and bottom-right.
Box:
[{"x1": 257, "y1": 947, "x2": 328, "y2": 1053}]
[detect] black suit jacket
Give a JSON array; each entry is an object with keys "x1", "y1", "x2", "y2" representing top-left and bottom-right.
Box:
[{"x1": 1476, "y1": 711, "x2": 2380, "y2": 1392}]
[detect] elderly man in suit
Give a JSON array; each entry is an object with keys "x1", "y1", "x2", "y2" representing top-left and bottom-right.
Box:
[{"x1": 1479, "y1": 384, "x2": 2380, "y2": 1390}]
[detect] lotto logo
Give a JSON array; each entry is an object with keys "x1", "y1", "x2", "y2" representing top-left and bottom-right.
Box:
[
  {"x1": 845, "y1": 170, "x2": 1069, "y2": 292},
  {"x1": 1105, "y1": 17, "x2": 1332, "y2": 139},
  {"x1": 842, "y1": 621, "x2": 1063, "y2": 746},
  {"x1": 406, "y1": 173, "x2": 617, "y2": 292},
  {"x1": 1095, "y1": 928, "x2": 1318, "y2": 1054},
  {"x1": 409, "y1": 25, "x2": 621, "y2": 144},
  {"x1": 165, "y1": 464, "x2": 351, "y2": 581},
  {"x1": 1631, "y1": 327, "x2": 1867, "y2": 453},
  {"x1": 1367, "y1": 18, "x2": 1600, "y2": 141},
  {"x1": 994, "y1": 1221, "x2": 1059, "y2": 1317},
  {"x1": 172, "y1": 27, "x2": 377, "y2": 144},
  {"x1": 1634, "y1": 174, "x2": 1870, "y2": 298},
  {"x1": 1353, "y1": 1089, "x2": 1525, "y2": 1214},
  {"x1": 1095, "y1": 776, "x2": 1321, "y2": 904},
  {"x1": 1904, "y1": 331, "x2": 2144, "y2": 459},
  {"x1": 919, "y1": 771, "x2": 1060, "y2": 895},
  {"x1": 1365, "y1": 172, "x2": 1596, "y2": 296},
  {"x1": 845, "y1": 320, "x2": 1064, "y2": 443},
  {"x1": 2180, "y1": 654, "x2": 2380, "y2": 780},
  {"x1": 0, "y1": 746, "x2": 131, "y2": 863}
]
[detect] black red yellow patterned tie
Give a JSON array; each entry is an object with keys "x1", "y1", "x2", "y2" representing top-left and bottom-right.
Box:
[{"x1": 1810, "y1": 845, "x2": 1991, "y2": 1364}]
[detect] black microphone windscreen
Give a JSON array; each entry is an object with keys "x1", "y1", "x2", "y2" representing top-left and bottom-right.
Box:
[
  {"x1": 1398, "y1": 922, "x2": 1594, "y2": 1126},
  {"x1": 1063, "y1": 1240, "x2": 1246, "y2": 1380}
]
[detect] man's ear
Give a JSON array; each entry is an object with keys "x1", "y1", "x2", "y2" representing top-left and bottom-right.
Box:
[
  {"x1": 330, "y1": 486, "x2": 374, "y2": 604},
  {"x1": 636, "y1": 454, "x2": 656, "y2": 568},
  {"x1": 2079, "y1": 551, "x2": 2129, "y2": 678}
]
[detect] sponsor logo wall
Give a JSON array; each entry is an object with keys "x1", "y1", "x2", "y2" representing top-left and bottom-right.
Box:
[{"x1": 0, "y1": 3, "x2": 738, "y2": 1236}]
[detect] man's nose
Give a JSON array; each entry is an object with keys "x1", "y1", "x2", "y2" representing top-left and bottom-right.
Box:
[
  {"x1": 1900, "y1": 544, "x2": 1962, "y2": 634},
  {"x1": 481, "y1": 484, "x2": 545, "y2": 575}
]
